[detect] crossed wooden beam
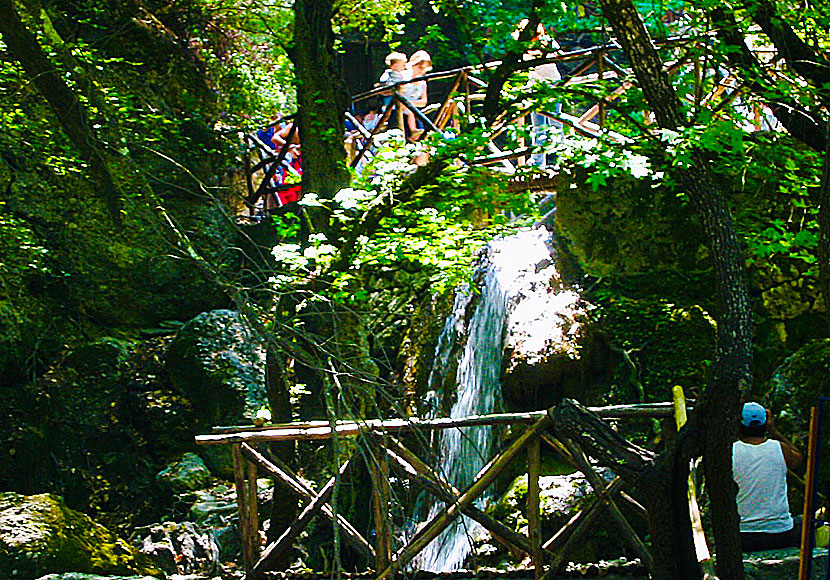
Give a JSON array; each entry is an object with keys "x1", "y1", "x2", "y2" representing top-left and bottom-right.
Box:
[{"x1": 196, "y1": 403, "x2": 683, "y2": 579}]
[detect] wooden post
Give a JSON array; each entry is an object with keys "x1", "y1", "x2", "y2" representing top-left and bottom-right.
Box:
[
  {"x1": 799, "y1": 405, "x2": 820, "y2": 580},
  {"x1": 517, "y1": 114, "x2": 526, "y2": 166},
  {"x1": 463, "y1": 70, "x2": 471, "y2": 127},
  {"x1": 395, "y1": 86, "x2": 404, "y2": 131},
  {"x1": 433, "y1": 71, "x2": 463, "y2": 131},
  {"x1": 672, "y1": 386, "x2": 714, "y2": 578},
  {"x1": 597, "y1": 51, "x2": 606, "y2": 127},
  {"x1": 239, "y1": 443, "x2": 376, "y2": 563},
  {"x1": 243, "y1": 135, "x2": 255, "y2": 215},
  {"x1": 527, "y1": 436, "x2": 543, "y2": 579},
  {"x1": 232, "y1": 443, "x2": 258, "y2": 574},
  {"x1": 246, "y1": 455, "x2": 259, "y2": 555},
  {"x1": 368, "y1": 435, "x2": 392, "y2": 573}
]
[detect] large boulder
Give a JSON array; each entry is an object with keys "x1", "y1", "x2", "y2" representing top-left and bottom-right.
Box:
[
  {"x1": 155, "y1": 453, "x2": 212, "y2": 495},
  {"x1": 0, "y1": 493, "x2": 161, "y2": 579},
  {"x1": 554, "y1": 170, "x2": 705, "y2": 277},
  {"x1": 501, "y1": 245, "x2": 610, "y2": 410},
  {"x1": 166, "y1": 309, "x2": 267, "y2": 428}
]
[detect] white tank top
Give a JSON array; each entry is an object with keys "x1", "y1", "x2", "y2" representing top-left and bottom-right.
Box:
[{"x1": 732, "y1": 439, "x2": 793, "y2": 533}]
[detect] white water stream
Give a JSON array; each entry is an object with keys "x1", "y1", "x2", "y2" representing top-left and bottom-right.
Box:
[{"x1": 412, "y1": 226, "x2": 567, "y2": 572}]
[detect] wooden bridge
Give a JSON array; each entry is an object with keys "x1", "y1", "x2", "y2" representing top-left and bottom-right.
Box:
[
  {"x1": 239, "y1": 36, "x2": 783, "y2": 216},
  {"x1": 195, "y1": 399, "x2": 699, "y2": 579}
]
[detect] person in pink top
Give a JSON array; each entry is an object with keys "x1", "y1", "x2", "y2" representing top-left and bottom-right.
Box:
[{"x1": 732, "y1": 401, "x2": 804, "y2": 551}]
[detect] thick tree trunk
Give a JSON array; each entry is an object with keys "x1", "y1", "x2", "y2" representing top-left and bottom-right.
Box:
[
  {"x1": 291, "y1": 0, "x2": 351, "y2": 204},
  {"x1": 596, "y1": 1, "x2": 752, "y2": 578},
  {"x1": 0, "y1": 0, "x2": 122, "y2": 222}
]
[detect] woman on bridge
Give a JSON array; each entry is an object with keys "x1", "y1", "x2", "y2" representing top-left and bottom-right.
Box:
[{"x1": 402, "y1": 50, "x2": 432, "y2": 142}]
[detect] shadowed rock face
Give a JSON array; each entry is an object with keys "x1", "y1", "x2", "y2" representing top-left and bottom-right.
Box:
[
  {"x1": 166, "y1": 309, "x2": 267, "y2": 428},
  {"x1": 0, "y1": 492, "x2": 160, "y2": 579}
]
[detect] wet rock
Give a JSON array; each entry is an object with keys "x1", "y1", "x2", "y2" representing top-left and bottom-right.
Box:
[
  {"x1": 156, "y1": 453, "x2": 212, "y2": 495},
  {"x1": 460, "y1": 227, "x2": 609, "y2": 410},
  {"x1": 500, "y1": 252, "x2": 608, "y2": 409},
  {"x1": 742, "y1": 547, "x2": 827, "y2": 579},
  {"x1": 0, "y1": 492, "x2": 160, "y2": 579},
  {"x1": 188, "y1": 487, "x2": 238, "y2": 524},
  {"x1": 166, "y1": 309, "x2": 267, "y2": 429}
]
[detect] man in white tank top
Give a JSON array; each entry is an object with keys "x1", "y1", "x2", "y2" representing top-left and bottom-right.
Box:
[{"x1": 732, "y1": 401, "x2": 804, "y2": 551}]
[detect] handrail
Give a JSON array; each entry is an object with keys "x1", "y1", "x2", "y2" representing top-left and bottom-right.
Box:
[
  {"x1": 196, "y1": 401, "x2": 689, "y2": 445},
  {"x1": 241, "y1": 35, "x2": 783, "y2": 216}
]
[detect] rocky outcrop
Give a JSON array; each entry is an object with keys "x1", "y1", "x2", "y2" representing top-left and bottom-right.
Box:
[
  {"x1": 0, "y1": 493, "x2": 160, "y2": 579},
  {"x1": 554, "y1": 170, "x2": 705, "y2": 277},
  {"x1": 166, "y1": 309, "x2": 267, "y2": 428},
  {"x1": 137, "y1": 521, "x2": 219, "y2": 576}
]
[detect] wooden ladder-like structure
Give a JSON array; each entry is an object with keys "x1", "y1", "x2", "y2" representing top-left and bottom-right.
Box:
[{"x1": 195, "y1": 401, "x2": 693, "y2": 579}]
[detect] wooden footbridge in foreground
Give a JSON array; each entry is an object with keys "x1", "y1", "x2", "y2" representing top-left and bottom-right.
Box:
[
  {"x1": 241, "y1": 35, "x2": 784, "y2": 215},
  {"x1": 196, "y1": 399, "x2": 696, "y2": 580}
]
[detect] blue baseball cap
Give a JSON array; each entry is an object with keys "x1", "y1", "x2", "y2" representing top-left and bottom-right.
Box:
[{"x1": 741, "y1": 402, "x2": 767, "y2": 427}]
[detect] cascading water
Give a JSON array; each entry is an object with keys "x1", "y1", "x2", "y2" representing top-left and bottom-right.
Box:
[{"x1": 413, "y1": 225, "x2": 572, "y2": 572}]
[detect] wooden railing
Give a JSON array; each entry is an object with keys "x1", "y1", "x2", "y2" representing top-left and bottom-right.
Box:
[
  {"x1": 195, "y1": 401, "x2": 691, "y2": 579},
  {"x1": 239, "y1": 36, "x2": 786, "y2": 217}
]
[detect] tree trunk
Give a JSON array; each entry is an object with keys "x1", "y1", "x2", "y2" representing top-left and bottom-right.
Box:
[
  {"x1": 482, "y1": 4, "x2": 542, "y2": 123},
  {"x1": 264, "y1": 342, "x2": 298, "y2": 565},
  {"x1": 551, "y1": 399, "x2": 699, "y2": 580},
  {"x1": 291, "y1": 0, "x2": 351, "y2": 205},
  {"x1": 596, "y1": 1, "x2": 752, "y2": 578},
  {"x1": 0, "y1": 0, "x2": 122, "y2": 222}
]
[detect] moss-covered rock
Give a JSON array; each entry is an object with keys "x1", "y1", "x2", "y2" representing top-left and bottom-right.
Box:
[
  {"x1": 166, "y1": 309, "x2": 267, "y2": 428},
  {"x1": 0, "y1": 493, "x2": 161, "y2": 578},
  {"x1": 155, "y1": 453, "x2": 212, "y2": 495},
  {"x1": 484, "y1": 472, "x2": 640, "y2": 564},
  {"x1": 554, "y1": 170, "x2": 706, "y2": 277}
]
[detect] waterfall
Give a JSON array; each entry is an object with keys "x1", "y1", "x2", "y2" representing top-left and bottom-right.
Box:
[{"x1": 413, "y1": 226, "x2": 559, "y2": 572}]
